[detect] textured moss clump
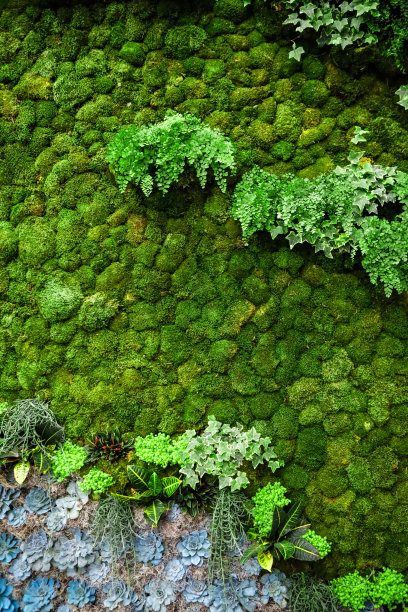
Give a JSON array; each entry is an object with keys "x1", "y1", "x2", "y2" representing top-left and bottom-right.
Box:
[{"x1": 37, "y1": 278, "x2": 82, "y2": 323}]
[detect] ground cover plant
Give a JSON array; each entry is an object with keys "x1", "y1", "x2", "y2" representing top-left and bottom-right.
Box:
[{"x1": 1, "y1": 0, "x2": 408, "y2": 591}]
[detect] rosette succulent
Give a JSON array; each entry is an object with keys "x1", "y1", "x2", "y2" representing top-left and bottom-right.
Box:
[
  {"x1": 242, "y1": 557, "x2": 262, "y2": 576},
  {"x1": 66, "y1": 580, "x2": 96, "y2": 608},
  {"x1": 86, "y1": 561, "x2": 111, "y2": 584},
  {"x1": 56, "y1": 606, "x2": 73, "y2": 612},
  {"x1": 0, "y1": 576, "x2": 19, "y2": 611},
  {"x1": 0, "y1": 534, "x2": 20, "y2": 564},
  {"x1": 183, "y1": 579, "x2": 212, "y2": 605},
  {"x1": 134, "y1": 533, "x2": 163, "y2": 566},
  {"x1": 0, "y1": 487, "x2": 20, "y2": 519},
  {"x1": 55, "y1": 481, "x2": 89, "y2": 521},
  {"x1": 260, "y1": 570, "x2": 291, "y2": 607},
  {"x1": 22, "y1": 576, "x2": 59, "y2": 612},
  {"x1": 164, "y1": 558, "x2": 186, "y2": 581},
  {"x1": 46, "y1": 508, "x2": 67, "y2": 532},
  {"x1": 102, "y1": 580, "x2": 139, "y2": 610},
  {"x1": 10, "y1": 556, "x2": 32, "y2": 582},
  {"x1": 19, "y1": 530, "x2": 53, "y2": 572},
  {"x1": 145, "y1": 578, "x2": 177, "y2": 612},
  {"x1": 53, "y1": 528, "x2": 96, "y2": 576},
  {"x1": 209, "y1": 576, "x2": 259, "y2": 612},
  {"x1": 177, "y1": 530, "x2": 210, "y2": 567},
  {"x1": 25, "y1": 488, "x2": 51, "y2": 515},
  {"x1": 165, "y1": 504, "x2": 183, "y2": 523},
  {"x1": 7, "y1": 504, "x2": 27, "y2": 527}
]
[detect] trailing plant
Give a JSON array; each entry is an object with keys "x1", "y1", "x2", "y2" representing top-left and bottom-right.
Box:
[
  {"x1": 331, "y1": 568, "x2": 408, "y2": 612},
  {"x1": 302, "y1": 530, "x2": 332, "y2": 558},
  {"x1": 79, "y1": 468, "x2": 114, "y2": 495},
  {"x1": 51, "y1": 440, "x2": 88, "y2": 482},
  {"x1": 251, "y1": 482, "x2": 291, "y2": 538},
  {"x1": 0, "y1": 398, "x2": 64, "y2": 484},
  {"x1": 114, "y1": 465, "x2": 182, "y2": 527},
  {"x1": 106, "y1": 112, "x2": 235, "y2": 195},
  {"x1": 133, "y1": 432, "x2": 189, "y2": 469},
  {"x1": 209, "y1": 488, "x2": 251, "y2": 585},
  {"x1": 241, "y1": 500, "x2": 321, "y2": 571},
  {"x1": 85, "y1": 429, "x2": 134, "y2": 463},
  {"x1": 177, "y1": 417, "x2": 283, "y2": 491},
  {"x1": 288, "y1": 572, "x2": 340, "y2": 612}
]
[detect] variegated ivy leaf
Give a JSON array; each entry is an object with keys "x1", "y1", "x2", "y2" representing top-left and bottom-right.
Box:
[
  {"x1": 300, "y1": 2, "x2": 316, "y2": 18},
  {"x1": 396, "y1": 86, "x2": 408, "y2": 111},
  {"x1": 351, "y1": 126, "x2": 369, "y2": 144},
  {"x1": 218, "y1": 474, "x2": 232, "y2": 489},
  {"x1": 230, "y1": 473, "x2": 249, "y2": 492},
  {"x1": 289, "y1": 44, "x2": 304, "y2": 62}
]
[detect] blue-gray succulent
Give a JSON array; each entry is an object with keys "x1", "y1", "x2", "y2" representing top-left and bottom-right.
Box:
[
  {"x1": 0, "y1": 486, "x2": 20, "y2": 520},
  {"x1": 260, "y1": 570, "x2": 291, "y2": 608},
  {"x1": 242, "y1": 557, "x2": 262, "y2": 576},
  {"x1": 56, "y1": 606, "x2": 73, "y2": 612},
  {"x1": 25, "y1": 488, "x2": 51, "y2": 515},
  {"x1": 46, "y1": 507, "x2": 67, "y2": 532},
  {"x1": 22, "y1": 575, "x2": 59, "y2": 612},
  {"x1": 10, "y1": 556, "x2": 33, "y2": 582},
  {"x1": 0, "y1": 533, "x2": 20, "y2": 564},
  {"x1": 102, "y1": 579, "x2": 139, "y2": 610},
  {"x1": 134, "y1": 533, "x2": 163, "y2": 566},
  {"x1": 145, "y1": 578, "x2": 177, "y2": 612},
  {"x1": 209, "y1": 576, "x2": 259, "y2": 612},
  {"x1": 176, "y1": 530, "x2": 210, "y2": 567},
  {"x1": 7, "y1": 504, "x2": 27, "y2": 527},
  {"x1": 0, "y1": 575, "x2": 19, "y2": 611},
  {"x1": 164, "y1": 558, "x2": 186, "y2": 582},
  {"x1": 52, "y1": 528, "x2": 96, "y2": 577},
  {"x1": 183, "y1": 578, "x2": 212, "y2": 606},
  {"x1": 19, "y1": 529, "x2": 53, "y2": 572},
  {"x1": 165, "y1": 504, "x2": 182, "y2": 523},
  {"x1": 86, "y1": 561, "x2": 111, "y2": 584},
  {"x1": 66, "y1": 580, "x2": 96, "y2": 608}
]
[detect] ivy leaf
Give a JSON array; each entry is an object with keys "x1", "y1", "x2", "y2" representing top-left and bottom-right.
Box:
[
  {"x1": 283, "y1": 13, "x2": 301, "y2": 26},
  {"x1": 297, "y1": 19, "x2": 313, "y2": 32},
  {"x1": 300, "y1": 3, "x2": 316, "y2": 18},
  {"x1": 396, "y1": 85, "x2": 408, "y2": 111},
  {"x1": 287, "y1": 231, "x2": 303, "y2": 249},
  {"x1": 333, "y1": 18, "x2": 348, "y2": 31},
  {"x1": 348, "y1": 150, "x2": 364, "y2": 165},
  {"x1": 351, "y1": 126, "x2": 369, "y2": 144},
  {"x1": 289, "y1": 43, "x2": 304, "y2": 62}
]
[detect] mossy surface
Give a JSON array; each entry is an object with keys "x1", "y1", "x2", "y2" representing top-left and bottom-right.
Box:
[{"x1": 0, "y1": 0, "x2": 408, "y2": 578}]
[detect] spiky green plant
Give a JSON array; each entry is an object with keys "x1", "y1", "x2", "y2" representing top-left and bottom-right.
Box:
[{"x1": 289, "y1": 573, "x2": 341, "y2": 612}]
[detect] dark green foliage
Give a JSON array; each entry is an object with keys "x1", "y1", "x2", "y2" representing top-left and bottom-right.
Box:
[
  {"x1": 85, "y1": 429, "x2": 134, "y2": 463},
  {"x1": 288, "y1": 573, "x2": 341, "y2": 612}
]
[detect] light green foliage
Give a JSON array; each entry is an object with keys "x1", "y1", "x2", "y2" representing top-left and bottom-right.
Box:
[
  {"x1": 133, "y1": 432, "x2": 190, "y2": 468},
  {"x1": 106, "y1": 112, "x2": 235, "y2": 195},
  {"x1": 396, "y1": 85, "x2": 408, "y2": 110},
  {"x1": 331, "y1": 568, "x2": 408, "y2": 612},
  {"x1": 50, "y1": 440, "x2": 88, "y2": 482},
  {"x1": 252, "y1": 482, "x2": 291, "y2": 537},
  {"x1": 302, "y1": 529, "x2": 331, "y2": 558},
  {"x1": 177, "y1": 417, "x2": 283, "y2": 491},
  {"x1": 79, "y1": 467, "x2": 114, "y2": 494}
]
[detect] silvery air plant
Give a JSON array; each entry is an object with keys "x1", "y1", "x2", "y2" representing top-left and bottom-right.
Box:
[
  {"x1": 7, "y1": 504, "x2": 27, "y2": 528},
  {"x1": 164, "y1": 557, "x2": 186, "y2": 581},
  {"x1": 145, "y1": 578, "x2": 177, "y2": 612},
  {"x1": 52, "y1": 528, "x2": 96, "y2": 577},
  {"x1": 176, "y1": 530, "x2": 210, "y2": 567},
  {"x1": 0, "y1": 487, "x2": 20, "y2": 519},
  {"x1": 183, "y1": 578, "x2": 212, "y2": 606},
  {"x1": 209, "y1": 576, "x2": 259, "y2": 612},
  {"x1": 66, "y1": 580, "x2": 96, "y2": 608},
  {"x1": 0, "y1": 534, "x2": 20, "y2": 564},
  {"x1": 22, "y1": 576, "x2": 59, "y2": 612},
  {"x1": 134, "y1": 533, "x2": 163, "y2": 566},
  {"x1": 260, "y1": 570, "x2": 292, "y2": 608},
  {"x1": 0, "y1": 575, "x2": 19, "y2": 611},
  {"x1": 25, "y1": 488, "x2": 51, "y2": 515},
  {"x1": 102, "y1": 579, "x2": 140, "y2": 611}
]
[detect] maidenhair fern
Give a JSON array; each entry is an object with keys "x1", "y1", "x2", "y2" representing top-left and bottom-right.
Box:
[{"x1": 106, "y1": 112, "x2": 235, "y2": 195}]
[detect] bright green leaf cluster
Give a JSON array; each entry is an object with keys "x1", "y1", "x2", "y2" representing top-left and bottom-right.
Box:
[
  {"x1": 177, "y1": 417, "x2": 283, "y2": 491},
  {"x1": 252, "y1": 482, "x2": 291, "y2": 537},
  {"x1": 50, "y1": 440, "x2": 88, "y2": 482},
  {"x1": 106, "y1": 112, "x2": 235, "y2": 195},
  {"x1": 302, "y1": 530, "x2": 332, "y2": 559},
  {"x1": 133, "y1": 432, "x2": 190, "y2": 468},
  {"x1": 330, "y1": 568, "x2": 408, "y2": 612},
  {"x1": 79, "y1": 467, "x2": 114, "y2": 495}
]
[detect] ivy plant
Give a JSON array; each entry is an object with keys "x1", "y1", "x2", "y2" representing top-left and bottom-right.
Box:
[
  {"x1": 106, "y1": 112, "x2": 235, "y2": 195},
  {"x1": 396, "y1": 85, "x2": 408, "y2": 110}
]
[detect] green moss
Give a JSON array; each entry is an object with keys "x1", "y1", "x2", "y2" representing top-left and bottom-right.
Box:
[
  {"x1": 53, "y1": 74, "x2": 94, "y2": 110},
  {"x1": 37, "y1": 278, "x2": 82, "y2": 323},
  {"x1": 78, "y1": 293, "x2": 119, "y2": 332},
  {"x1": 213, "y1": 0, "x2": 247, "y2": 23},
  {"x1": 273, "y1": 100, "x2": 303, "y2": 142},
  {"x1": 295, "y1": 425, "x2": 327, "y2": 468},
  {"x1": 301, "y1": 80, "x2": 330, "y2": 107},
  {"x1": 302, "y1": 56, "x2": 325, "y2": 80},
  {"x1": 346, "y1": 458, "x2": 374, "y2": 493},
  {"x1": 118, "y1": 42, "x2": 145, "y2": 66},
  {"x1": 165, "y1": 25, "x2": 207, "y2": 60}
]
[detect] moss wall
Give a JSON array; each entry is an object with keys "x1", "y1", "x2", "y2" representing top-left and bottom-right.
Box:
[{"x1": 1, "y1": 0, "x2": 408, "y2": 577}]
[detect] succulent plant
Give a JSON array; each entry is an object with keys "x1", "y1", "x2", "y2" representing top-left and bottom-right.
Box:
[
  {"x1": 46, "y1": 507, "x2": 67, "y2": 532},
  {"x1": 9, "y1": 556, "x2": 33, "y2": 582},
  {"x1": 0, "y1": 575, "x2": 19, "y2": 611},
  {"x1": 165, "y1": 503, "x2": 183, "y2": 523},
  {"x1": 260, "y1": 570, "x2": 291, "y2": 607},
  {"x1": 56, "y1": 606, "x2": 73, "y2": 612},
  {"x1": 7, "y1": 504, "x2": 27, "y2": 527},
  {"x1": 67, "y1": 480, "x2": 89, "y2": 504},
  {"x1": 164, "y1": 558, "x2": 186, "y2": 581},
  {"x1": 66, "y1": 580, "x2": 96, "y2": 608},
  {"x1": 25, "y1": 488, "x2": 51, "y2": 515},
  {"x1": 134, "y1": 533, "x2": 163, "y2": 566},
  {"x1": 55, "y1": 481, "x2": 88, "y2": 520},
  {"x1": 242, "y1": 557, "x2": 262, "y2": 576},
  {"x1": 183, "y1": 578, "x2": 212, "y2": 605},
  {"x1": 86, "y1": 561, "x2": 111, "y2": 584},
  {"x1": 209, "y1": 576, "x2": 259, "y2": 612},
  {"x1": 145, "y1": 578, "x2": 177, "y2": 612},
  {"x1": 19, "y1": 530, "x2": 53, "y2": 572},
  {"x1": 102, "y1": 579, "x2": 139, "y2": 610},
  {"x1": 0, "y1": 533, "x2": 20, "y2": 564},
  {"x1": 177, "y1": 530, "x2": 210, "y2": 567},
  {"x1": 22, "y1": 576, "x2": 59, "y2": 612},
  {"x1": 0, "y1": 486, "x2": 20, "y2": 519},
  {"x1": 53, "y1": 528, "x2": 96, "y2": 577}
]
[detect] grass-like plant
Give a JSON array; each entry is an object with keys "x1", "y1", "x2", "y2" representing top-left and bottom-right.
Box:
[{"x1": 289, "y1": 573, "x2": 341, "y2": 612}]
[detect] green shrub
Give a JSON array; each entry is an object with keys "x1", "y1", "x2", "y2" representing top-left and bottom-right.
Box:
[
  {"x1": 331, "y1": 568, "x2": 408, "y2": 612},
  {"x1": 302, "y1": 530, "x2": 331, "y2": 558},
  {"x1": 79, "y1": 467, "x2": 114, "y2": 495},
  {"x1": 51, "y1": 440, "x2": 88, "y2": 481},
  {"x1": 251, "y1": 482, "x2": 290, "y2": 537},
  {"x1": 106, "y1": 112, "x2": 235, "y2": 195},
  {"x1": 133, "y1": 432, "x2": 190, "y2": 468}
]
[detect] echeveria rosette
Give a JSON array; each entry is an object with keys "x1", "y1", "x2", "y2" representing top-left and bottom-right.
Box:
[
  {"x1": 0, "y1": 534, "x2": 20, "y2": 564},
  {"x1": 260, "y1": 570, "x2": 291, "y2": 608},
  {"x1": 19, "y1": 530, "x2": 53, "y2": 573},
  {"x1": 46, "y1": 507, "x2": 67, "y2": 532},
  {"x1": 56, "y1": 606, "x2": 73, "y2": 612},
  {"x1": 242, "y1": 557, "x2": 262, "y2": 576},
  {"x1": 7, "y1": 504, "x2": 27, "y2": 528},
  {"x1": 176, "y1": 530, "x2": 210, "y2": 567},
  {"x1": 0, "y1": 487, "x2": 20, "y2": 520},
  {"x1": 22, "y1": 576, "x2": 59, "y2": 612},
  {"x1": 134, "y1": 533, "x2": 163, "y2": 566},
  {"x1": 86, "y1": 561, "x2": 111, "y2": 584},
  {"x1": 10, "y1": 556, "x2": 32, "y2": 582},
  {"x1": 209, "y1": 576, "x2": 259, "y2": 612},
  {"x1": 145, "y1": 578, "x2": 177, "y2": 612},
  {"x1": 164, "y1": 558, "x2": 186, "y2": 581},
  {"x1": 25, "y1": 488, "x2": 51, "y2": 515},
  {"x1": 102, "y1": 579, "x2": 139, "y2": 610},
  {"x1": 66, "y1": 580, "x2": 96, "y2": 608},
  {"x1": 165, "y1": 503, "x2": 183, "y2": 523},
  {"x1": 0, "y1": 575, "x2": 19, "y2": 612},
  {"x1": 52, "y1": 528, "x2": 96, "y2": 577},
  {"x1": 183, "y1": 579, "x2": 212, "y2": 606}
]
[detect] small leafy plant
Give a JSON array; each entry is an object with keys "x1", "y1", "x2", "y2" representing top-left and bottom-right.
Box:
[
  {"x1": 106, "y1": 112, "x2": 235, "y2": 195},
  {"x1": 302, "y1": 530, "x2": 332, "y2": 558},
  {"x1": 79, "y1": 468, "x2": 114, "y2": 495},
  {"x1": 133, "y1": 432, "x2": 189, "y2": 469},
  {"x1": 251, "y1": 482, "x2": 291, "y2": 538},
  {"x1": 331, "y1": 568, "x2": 408, "y2": 612},
  {"x1": 241, "y1": 500, "x2": 321, "y2": 571},
  {"x1": 51, "y1": 440, "x2": 88, "y2": 482},
  {"x1": 86, "y1": 429, "x2": 134, "y2": 463},
  {"x1": 115, "y1": 465, "x2": 182, "y2": 527}
]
